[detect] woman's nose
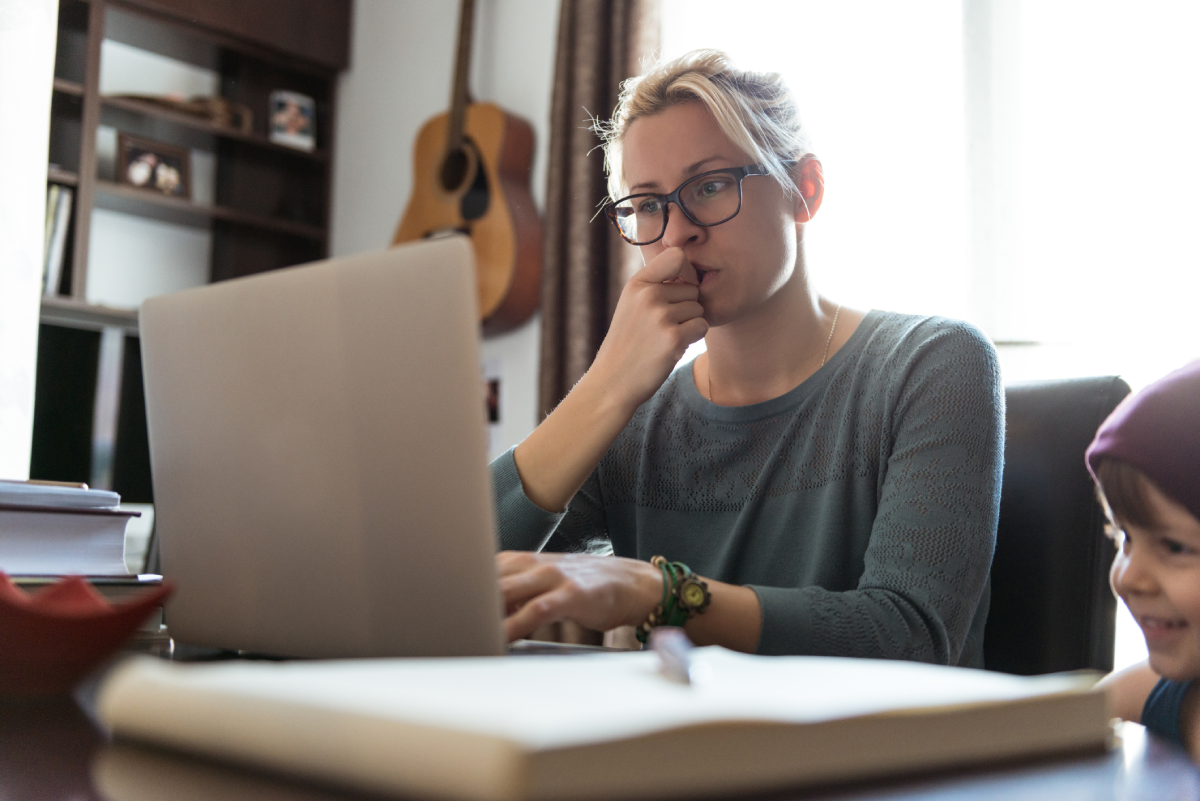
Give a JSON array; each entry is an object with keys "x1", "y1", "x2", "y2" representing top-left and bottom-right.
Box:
[{"x1": 660, "y1": 204, "x2": 706, "y2": 249}]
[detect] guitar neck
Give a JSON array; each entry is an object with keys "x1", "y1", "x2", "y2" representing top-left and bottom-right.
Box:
[{"x1": 446, "y1": 0, "x2": 476, "y2": 150}]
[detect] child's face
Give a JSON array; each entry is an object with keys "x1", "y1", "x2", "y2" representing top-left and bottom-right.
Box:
[{"x1": 1111, "y1": 480, "x2": 1200, "y2": 681}]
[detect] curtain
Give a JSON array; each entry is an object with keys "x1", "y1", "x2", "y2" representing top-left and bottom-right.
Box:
[
  {"x1": 538, "y1": 0, "x2": 660, "y2": 420},
  {"x1": 531, "y1": 0, "x2": 659, "y2": 648}
]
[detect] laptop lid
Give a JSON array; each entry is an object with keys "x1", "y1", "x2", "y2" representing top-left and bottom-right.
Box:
[{"x1": 140, "y1": 237, "x2": 505, "y2": 658}]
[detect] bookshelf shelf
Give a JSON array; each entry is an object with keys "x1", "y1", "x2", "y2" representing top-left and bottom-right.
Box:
[
  {"x1": 48, "y1": 166, "x2": 80, "y2": 186},
  {"x1": 52, "y1": 77, "x2": 85, "y2": 96},
  {"x1": 100, "y1": 94, "x2": 330, "y2": 162},
  {"x1": 40, "y1": 296, "x2": 139, "y2": 334},
  {"x1": 94, "y1": 181, "x2": 327, "y2": 241}
]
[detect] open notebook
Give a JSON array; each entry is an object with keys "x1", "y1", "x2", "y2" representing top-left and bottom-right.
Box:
[{"x1": 98, "y1": 648, "x2": 1110, "y2": 801}]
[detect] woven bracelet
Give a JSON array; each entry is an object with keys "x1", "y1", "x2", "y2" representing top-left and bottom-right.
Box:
[{"x1": 636, "y1": 556, "x2": 711, "y2": 644}]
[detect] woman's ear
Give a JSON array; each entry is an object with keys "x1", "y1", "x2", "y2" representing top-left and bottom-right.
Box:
[{"x1": 792, "y1": 157, "x2": 824, "y2": 223}]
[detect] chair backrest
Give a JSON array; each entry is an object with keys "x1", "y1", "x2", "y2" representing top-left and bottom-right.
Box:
[{"x1": 983, "y1": 375, "x2": 1131, "y2": 675}]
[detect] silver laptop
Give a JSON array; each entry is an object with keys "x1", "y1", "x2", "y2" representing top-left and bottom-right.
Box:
[{"x1": 140, "y1": 236, "x2": 505, "y2": 659}]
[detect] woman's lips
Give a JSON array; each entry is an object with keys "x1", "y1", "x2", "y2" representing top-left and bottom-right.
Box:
[{"x1": 695, "y1": 267, "x2": 716, "y2": 287}]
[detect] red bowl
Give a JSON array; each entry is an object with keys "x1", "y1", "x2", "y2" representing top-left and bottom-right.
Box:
[{"x1": 0, "y1": 574, "x2": 172, "y2": 697}]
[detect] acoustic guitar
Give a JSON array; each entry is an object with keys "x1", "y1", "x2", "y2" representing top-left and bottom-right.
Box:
[{"x1": 392, "y1": 0, "x2": 541, "y2": 334}]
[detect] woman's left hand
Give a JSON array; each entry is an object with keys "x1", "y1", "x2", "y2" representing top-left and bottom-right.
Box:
[{"x1": 496, "y1": 551, "x2": 663, "y2": 642}]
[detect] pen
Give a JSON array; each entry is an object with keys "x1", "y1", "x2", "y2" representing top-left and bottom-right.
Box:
[{"x1": 649, "y1": 627, "x2": 695, "y2": 684}]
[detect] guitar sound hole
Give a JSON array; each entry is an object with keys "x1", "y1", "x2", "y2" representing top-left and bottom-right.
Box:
[{"x1": 440, "y1": 149, "x2": 470, "y2": 192}]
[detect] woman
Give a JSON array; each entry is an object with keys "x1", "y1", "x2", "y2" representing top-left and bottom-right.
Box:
[{"x1": 492, "y1": 50, "x2": 1003, "y2": 665}]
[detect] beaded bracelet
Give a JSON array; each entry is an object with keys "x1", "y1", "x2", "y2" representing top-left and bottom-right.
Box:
[{"x1": 636, "y1": 556, "x2": 712, "y2": 644}]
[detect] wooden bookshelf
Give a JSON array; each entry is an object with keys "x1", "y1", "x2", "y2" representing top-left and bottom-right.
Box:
[{"x1": 32, "y1": 0, "x2": 350, "y2": 498}]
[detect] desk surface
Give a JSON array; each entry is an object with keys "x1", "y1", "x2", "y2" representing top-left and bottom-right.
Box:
[{"x1": 4, "y1": 695, "x2": 1200, "y2": 801}]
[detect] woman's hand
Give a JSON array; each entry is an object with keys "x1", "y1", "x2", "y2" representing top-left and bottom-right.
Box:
[
  {"x1": 509, "y1": 247, "x2": 707, "y2": 514},
  {"x1": 589, "y1": 247, "x2": 709, "y2": 413},
  {"x1": 497, "y1": 551, "x2": 662, "y2": 642},
  {"x1": 496, "y1": 551, "x2": 765, "y2": 652}
]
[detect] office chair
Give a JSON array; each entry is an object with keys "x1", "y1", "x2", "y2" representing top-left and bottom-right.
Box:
[{"x1": 983, "y1": 375, "x2": 1131, "y2": 675}]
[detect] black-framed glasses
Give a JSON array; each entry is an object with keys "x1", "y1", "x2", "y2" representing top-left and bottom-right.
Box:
[{"x1": 603, "y1": 164, "x2": 773, "y2": 246}]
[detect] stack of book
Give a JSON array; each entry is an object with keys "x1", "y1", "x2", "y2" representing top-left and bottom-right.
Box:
[
  {"x1": 0, "y1": 481, "x2": 167, "y2": 650},
  {"x1": 0, "y1": 480, "x2": 137, "y2": 576}
]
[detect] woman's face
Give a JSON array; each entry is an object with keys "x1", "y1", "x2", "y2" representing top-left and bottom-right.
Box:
[
  {"x1": 621, "y1": 101, "x2": 804, "y2": 327},
  {"x1": 1110, "y1": 479, "x2": 1200, "y2": 681}
]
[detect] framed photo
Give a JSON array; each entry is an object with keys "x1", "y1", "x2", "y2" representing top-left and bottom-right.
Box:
[
  {"x1": 269, "y1": 90, "x2": 316, "y2": 152},
  {"x1": 117, "y1": 134, "x2": 191, "y2": 199}
]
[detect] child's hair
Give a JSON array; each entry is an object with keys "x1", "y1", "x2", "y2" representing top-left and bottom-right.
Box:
[
  {"x1": 1086, "y1": 359, "x2": 1200, "y2": 528},
  {"x1": 594, "y1": 49, "x2": 812, "y2": 204},
  {"x1": 1093, "y1": 458, "x2": 1162, "y2": 530}
]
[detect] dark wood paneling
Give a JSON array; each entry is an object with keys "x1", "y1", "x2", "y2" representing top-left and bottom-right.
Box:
[{"x1": 111, "y1": 0, "x2": 352, "y2": 70}]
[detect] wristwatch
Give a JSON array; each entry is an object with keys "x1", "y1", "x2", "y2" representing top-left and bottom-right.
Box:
[{"x1": 674, "y1": 573, "x2": 711, "y2": 616}]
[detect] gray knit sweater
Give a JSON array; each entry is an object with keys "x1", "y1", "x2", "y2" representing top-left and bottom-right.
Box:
[{"x1": 492, "y1": 311, "x2": 1004, "y2": 666}]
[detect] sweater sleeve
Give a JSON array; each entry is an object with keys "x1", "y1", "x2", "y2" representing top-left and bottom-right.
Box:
[
  {"x1": 750, "y1": 322, "x2": 1004, "y2": 665},
  {"x1": 490, "y1": 448, "x2": 611, "y2": 553},
  {"x1": 491, "y1": 448, "x2": 565, "y2": 551}
]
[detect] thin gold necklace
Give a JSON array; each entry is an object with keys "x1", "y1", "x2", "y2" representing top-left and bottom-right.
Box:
[{"x1": 707, "y1": 303, "x2": 842, "y2": 404}]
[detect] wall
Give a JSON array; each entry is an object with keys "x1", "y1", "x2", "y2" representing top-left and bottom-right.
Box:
[
  {"x1": 0, "y1": 0, "x2": 58, "y2": 480},
  {"x1": 330, "y1": 0, "x2": 558, "y2": 458}
]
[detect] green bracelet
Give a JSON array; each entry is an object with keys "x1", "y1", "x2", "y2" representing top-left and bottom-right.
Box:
[{"x1": 636, "y1": 556, "x2": 712, "y2": 644}]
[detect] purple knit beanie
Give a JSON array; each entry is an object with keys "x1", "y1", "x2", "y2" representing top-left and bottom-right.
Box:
[{"x1": 1086, "y1": 359, "x2": 1200, "y2": 522}]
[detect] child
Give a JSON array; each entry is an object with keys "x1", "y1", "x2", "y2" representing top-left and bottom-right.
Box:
[{"x1": 1092, "y1": 359, "x2": 1200, "y2": 755}]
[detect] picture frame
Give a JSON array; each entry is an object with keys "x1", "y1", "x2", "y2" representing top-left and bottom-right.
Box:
[
  {"x1": 269, "y1": 90, "x2": 316, "y2": 152},
  {"x1": 117, "y1": 134, "x2": 191, "y2": 199}
]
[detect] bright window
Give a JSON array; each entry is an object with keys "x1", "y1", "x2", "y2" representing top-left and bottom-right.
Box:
[
  {"x1": 663, "y1": 0, "x2": 1200, "y2": 671},
  {"x1": 662, "y1": 0, "x2": 1199, "y2": 393},
  {"x1": 663, "y1": 1, "x2": 969, "y2": 323}
]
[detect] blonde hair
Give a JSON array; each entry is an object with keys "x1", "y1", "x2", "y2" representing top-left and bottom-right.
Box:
[{"x1": 596, "y1": 49, "x2": 813, "y2": 203}]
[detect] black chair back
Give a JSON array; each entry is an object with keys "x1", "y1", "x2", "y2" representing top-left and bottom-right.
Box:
[{"x1": 984, "y1": 375, "x2": 1131, "y2": 675}]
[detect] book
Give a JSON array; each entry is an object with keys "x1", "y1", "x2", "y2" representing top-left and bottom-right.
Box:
[
  {"x1": 96, "y1": 649, "x2": 1110, "y2": 801},
  {"x1": 11, "y1": 573, "x2": 163, "y2": 602},
  {"x1": 43, "y1": 183, "x2": 60, "y2": 278},
  {"x1": 0, "y1": 481, "x2": 137, "y2": 576},
  {"x1": 43, "y1": 184, "x2": 73, "y2": 296},
  {"x1": 0, "y1": 480, "x2": 120, "y2": 509}
]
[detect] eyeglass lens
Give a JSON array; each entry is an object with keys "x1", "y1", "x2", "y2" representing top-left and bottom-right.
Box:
[{"x1": 610, "y1": 171, "x2": 743, "y2": 245}]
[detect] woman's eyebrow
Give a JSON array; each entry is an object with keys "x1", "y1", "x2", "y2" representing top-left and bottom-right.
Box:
[{"x1": 628, "y1": 156, "x2": 728, "y2": 193}]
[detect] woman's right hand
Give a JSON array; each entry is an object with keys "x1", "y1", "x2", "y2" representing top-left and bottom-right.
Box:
[
  {"x1": 589, "y1": 247, "x2": 709, "y2": 413},
  {"x1": 510, "y1": 248, "x2": 707, "y2": 513}
]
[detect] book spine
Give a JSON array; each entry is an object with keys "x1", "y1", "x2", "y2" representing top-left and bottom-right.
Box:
[
  {"x1": 43, "y1": 183, "x2": 61, "y2": 293},
  {"x1": 44, "y1": 185, "x2": 73, "y2": 297}
]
